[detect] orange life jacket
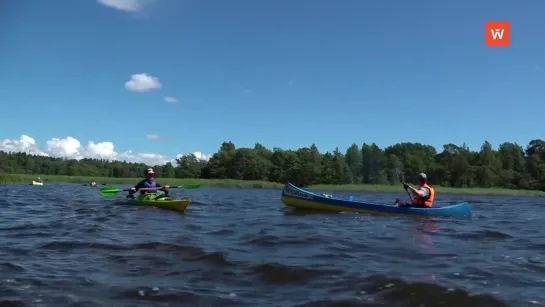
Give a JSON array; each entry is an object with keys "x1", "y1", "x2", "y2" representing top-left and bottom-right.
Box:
[{"x1": 411, "y1": 184, "x2": 435, "y2": 208}]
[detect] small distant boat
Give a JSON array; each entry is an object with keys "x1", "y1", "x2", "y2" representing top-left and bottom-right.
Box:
[
  {"x1": 31, "y1": 181, "x2": 44, "y2": 186},
  {"x1": 281, "y1": 183, "x2": 471, "y2": 218}
]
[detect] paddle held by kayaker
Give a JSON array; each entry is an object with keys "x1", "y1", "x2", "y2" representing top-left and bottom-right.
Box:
[
  {"x1": 395, "y1": 173, "x2": 435, "y2": 208},
  {"x1": 127, "y1": 168, "x2": 169, "y2": 199}
]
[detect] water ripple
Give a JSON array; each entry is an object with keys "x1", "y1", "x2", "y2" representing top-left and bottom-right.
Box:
[{"x1": 0, "y1": 183, "x2": 543, "y2": 306}]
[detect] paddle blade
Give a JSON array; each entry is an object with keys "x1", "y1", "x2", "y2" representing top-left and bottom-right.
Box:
[
  {"x1": 396, "y1": 168, "x2": 406, "y2": 183},
  {"x1": 177, "y1": 183, "x2": 202, "y2": 189},
  {"x1": 99, "y1": 187, "x2": 122, "y2": 197}
]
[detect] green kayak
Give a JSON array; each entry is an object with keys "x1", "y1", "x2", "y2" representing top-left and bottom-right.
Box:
[{"x1": 128, "y1": 193, "x2": 192, "y2": 213}]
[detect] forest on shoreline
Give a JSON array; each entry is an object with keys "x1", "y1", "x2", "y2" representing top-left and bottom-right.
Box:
[{"x1": 1, "y1": 139, "x2": 544, "y2": 192}]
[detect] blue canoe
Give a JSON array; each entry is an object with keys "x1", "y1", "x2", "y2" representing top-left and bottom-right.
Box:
[{"x1": 281, "y1": 183, "x2": 471, "y2": 218}]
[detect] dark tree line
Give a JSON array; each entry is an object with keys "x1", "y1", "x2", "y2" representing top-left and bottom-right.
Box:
[{"x1": 1, "y1": 139, "x2": 545, "y2": 190}]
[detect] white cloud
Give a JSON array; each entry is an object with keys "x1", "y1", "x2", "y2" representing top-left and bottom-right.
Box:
[
  {"x1": 172, "y1": 152, "x2": 211, "y2": 164},
  {"x1": 0, "y1": 135, "x2": 47, "y2": 156},
  {"x1": 46, "y1": 137, "x2": 83, "y2": 159},
  {"x1": 192, "y1": 152, "x2": 212, "y2": 161},
  {"x1": 145, "y1": 134, "x2": 161, "y2": 140},
  {"x1": 0, "y1": 135, "x2": 211, "y2": 166},
  {"x1": 125, "y1": 73, "x2": 162, "y2": 92},
  {"x1": 163, "y1": 96, "x2": 178, "y2": 103},
  {"x1": 97, "y1": 0, "x2": 150, "y2": 12}
]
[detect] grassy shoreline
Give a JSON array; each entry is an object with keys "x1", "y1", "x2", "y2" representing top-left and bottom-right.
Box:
[{"x1": 1, "y1": 173, "x2": 543, "y2": 197}]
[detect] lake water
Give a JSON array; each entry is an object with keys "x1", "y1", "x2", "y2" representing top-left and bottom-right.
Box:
[{"x1": 0, "y1": 183, "x2": 543, "y2": 307}]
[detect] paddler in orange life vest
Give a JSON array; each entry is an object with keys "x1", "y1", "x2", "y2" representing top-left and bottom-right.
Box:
[{"x1": 395, "y1": 173, "x2": 435, "y2": 208}]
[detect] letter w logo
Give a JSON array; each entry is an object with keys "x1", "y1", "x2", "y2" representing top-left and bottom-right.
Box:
[
  {"x1": 490, "y1": 29, "x2": 504, "y2": 40},
  {"x1": 485, "y1": 22, "x2": 510, "y2": 47}
]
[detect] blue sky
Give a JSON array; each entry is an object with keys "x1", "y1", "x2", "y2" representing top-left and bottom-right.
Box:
[{"x1": 1, "y1": 0, "x2": 544, "y2": 163}]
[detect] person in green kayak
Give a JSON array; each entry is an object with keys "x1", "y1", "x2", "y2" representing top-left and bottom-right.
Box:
[
  {"x1": 394, "y1": 172, "x2": 435, "y2": 208},
  {"x1": 127, "y1": 168, "x2": 170, "y2": 199}
]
